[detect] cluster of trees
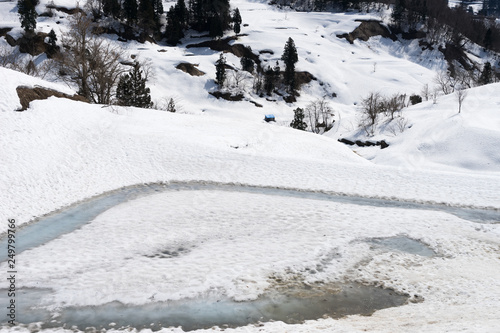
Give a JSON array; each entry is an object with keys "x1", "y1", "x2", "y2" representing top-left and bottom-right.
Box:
[
  {"x1": 215, "y1": 37, "x2": 299, "y2": 99},
  {"x1": 290, "y1": 98, "x2": 334, "y2": 134},
  {"x1": 166, "y1": 0, "x2": 242, "y2": 44},
  {"x1": 17, "y1": 0, "x2": 240, "y2": 43},
  {"x1": 53, "y1": 13, "x2": 152, "y2": 107},
  {"x1": 389, "y1": 0, "x2": 500, "y2": 53},
  {"x1": 358, "y1": 92, "x2": 408, "y2": 136}
]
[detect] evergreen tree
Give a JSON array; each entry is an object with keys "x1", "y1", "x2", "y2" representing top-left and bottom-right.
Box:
[
  {"x1": 167, "y1": 98, "x2": 176, "y2": 112},
  {"x1": 209, "y1": 13, "x2": 224, "y2": 38},
  {"x1": 240, "y1": 56, "x2": 254, "y2": 73},
  {"x1": 281, "y1": 37, "x2": 298, "y2": 93},
  {"x1": 152, "y1": 0, "x2": 164, "y2": 20},
  {"x1": 189, "y1": 0, "x2": 231, "y2": 34},
  {"x1": 290, "y1": 107, "x2": 307, "y2": 130},
  {"x1": 233, "y1": 8, "x2": 241, "y2": 34},
  {"x1": 483, "y1": 28, "x2": 492, "y2": 50},
  {"x1": 264, "y1": 62, "x2": 280, "y2": 96},
  {"x1": 116, "y1": 64, "x2": 153, "y2": 108},
  {"x1": 478, "y1": 61, "x2": 493, "y2": 85},
  {"x1": 123, "y1": 0, "x2": 138, "y2": 24},
  {"x1": 47, "y1": 29, "x2": 57, "y2": 48},
  {"x1": 391, "y1": 0, "x2": 405, "y2": 28},
  {"x1": 176, "y1": 0, "x2": 189, "y2": 28},
  {"x1": 18, "y1": 0, "x2": 39, "y2": 33},
  {"x1": 138, "y1": 0, "x2": 156, "y2": 31},
  {"x1": 165, "y1": 6, "x2": 184, "y2": 45},
  {"x1": 103, "y1": 0, "x2": 121, "y2": 18},
  {"x1": 215, "y1": 53, "x2": 226, "y2": 88},
  {"x1": 165, "y1": 0, "x2": 189, "y2": 45},
  {"x1": 46, "y1": 29, "x2": 58, "y2": 55}
]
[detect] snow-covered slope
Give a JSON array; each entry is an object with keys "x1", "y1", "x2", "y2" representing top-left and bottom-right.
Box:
[{"x1": 1, "y1": 0, "x2": 500, "y2": 332}]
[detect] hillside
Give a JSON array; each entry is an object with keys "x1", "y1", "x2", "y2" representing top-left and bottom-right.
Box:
[{"x1": 1, "y1": 0, "x2": 500, "y2": 332}]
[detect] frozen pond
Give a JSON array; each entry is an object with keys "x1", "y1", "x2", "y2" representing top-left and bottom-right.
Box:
[
  {"x1": 0, "y1": 181, "x2": 498, "y2": 262},
  {"x1": 0, "y1": 283, "x2": 408, "y2": 331},
  {"x1": 0, "y1": 181, "x2": 497, "y2": 330}
]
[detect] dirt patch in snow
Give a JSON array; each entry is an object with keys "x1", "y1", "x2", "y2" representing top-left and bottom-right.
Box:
[
  {"x1": 337, "y1": 20, "x2": 396, "y2": 44},
  {"x1": 16, "y1": 86, "x2": 88, "y2": 111},
  {"x1": 176, "y1": 62, "x2": 206, "y2": 76}
]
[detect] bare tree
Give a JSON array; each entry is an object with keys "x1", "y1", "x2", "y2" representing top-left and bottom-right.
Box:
[
  {"x1": 421, "y1": 84, "x2": 430, "y2": 101},
  {"x1": 305, "y1": 98, "x2": 334, "y2": 134},
  {"x1": 456, "y1": 87, "x2": 468, "y2": 113},
  {"x1": 56, "y1": 12, "x2": 125, "y2": 104},
  {"x1": 384, "y1": 93, "x2": 406, "y2": 120},
  {"x1": 359, "y1": 92, "x2": 384, "y2": 136},
  {"x1": 434, "y1": 71, "x2": 455, "y2": 95},
  {"x1": 228, "y1": 69, "x2": 251, "y2": 93}
]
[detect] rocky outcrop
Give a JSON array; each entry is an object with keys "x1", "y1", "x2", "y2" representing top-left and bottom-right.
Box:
[
  {"x1": 16, "y1": 86, "x2": 88, "y2": 111},
  {"x1": 337, "y1": 20, "x2": 397, "y2": 44},
  {"x1": 176, "y1": 63, "x2": 206, "y2": 76}
]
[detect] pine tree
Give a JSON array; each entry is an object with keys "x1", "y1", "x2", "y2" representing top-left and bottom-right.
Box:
[
  {"x1": 281, "y1": 37, "x2": 298, "y2": 93},
  {"x1": 116, "y1": 64, "x2": 153, "y2": 108},
  {"x1": 18, "y1": 0, "x2": 39, "y2": 33},
  {"x1": 103, "y1": 0, "x2": 120, "y2": 18},
  {"x1": 123, "y1": 0, "x2": 138, "y2": 24},
  {"x1": 167, "y1": 98, "x2": 176, "y2": 112},
  {"x1": 290, "y1": 107, "x2": 307, "y2": 130},
  {"x1": 240, "y1": 56, "x2": 254, "y2": 73},
  {"x1": 47, "y1": 29, "x2": 57, "y2": 48},
  {"x1": 138, "y1": 0, "x2": 156, "y2": 31},
  {"x1": 233, "y1": 8, "x2": 241, "y2": 35},
  {"x1": 165, "y1": 0, "x2": 189, "y2": 45},
  {"x1": 209, "y1": 13, "x2": 224, "y2": 38},
  {"x1": 152, "y1": 0, "x2": 164, "y2": 20},
  {"x1": 46, "y1": 29, "x2": 58, "y2": 55},
  {"x1": 264, "y1": 62, "x2": 280, "y2": 96},
  {"x1": 215, "y1": 53, "x2": 226, "y2": 88},
  {"x1": 165, "y1": 7, "x2": 183, "y2": 44},
  {"x1": 391, "y1": 0, "x2": 405, "y2": 28},
  {"x1": 478, "y1": 61, "x2": 493, "y2": 85}
]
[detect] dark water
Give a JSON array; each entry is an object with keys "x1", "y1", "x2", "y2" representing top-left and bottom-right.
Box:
[{"x1": 0, "y1": 283, "x2": 408, "y2": 331}]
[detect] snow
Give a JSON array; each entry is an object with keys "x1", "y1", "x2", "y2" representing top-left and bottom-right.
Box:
[{"x1": 1, "y1": 0, "x2": 500, "y2": 332}]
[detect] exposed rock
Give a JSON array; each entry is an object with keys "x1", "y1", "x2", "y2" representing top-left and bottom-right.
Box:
[
  {"x1": 337, "y1": 20, "x2": 397, "y2": 44},
  {"x1": 248, "y1": 100, "x2": 263, "y2": 108},
  {"x1": 338, "y1": 138, "x2": 390, "y2": 149},
  {"x1": 0, "y1": 27, "x2": 12, "y2": 38},
  {"x1": 209, "y1": 91, "x2": 244, "y2": 101},
  {"x1": 338, "y1": 138, "x2": 355, "y2": 145},
  {"x1": 187, "y1": 37, "x2": 260, "y2": 65},
  {"x1": 176, "y1": 62, "x2": 206, "y2": 76},
  {"x1": 5, "y1": 34, "x2": 17, "y2": 47},
  {"x1": 295, "y1": 71, "x2": 316, "y2": 87},
  {"x1": 16, "y1": 86, "x2": 88, "y2": 111}
]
